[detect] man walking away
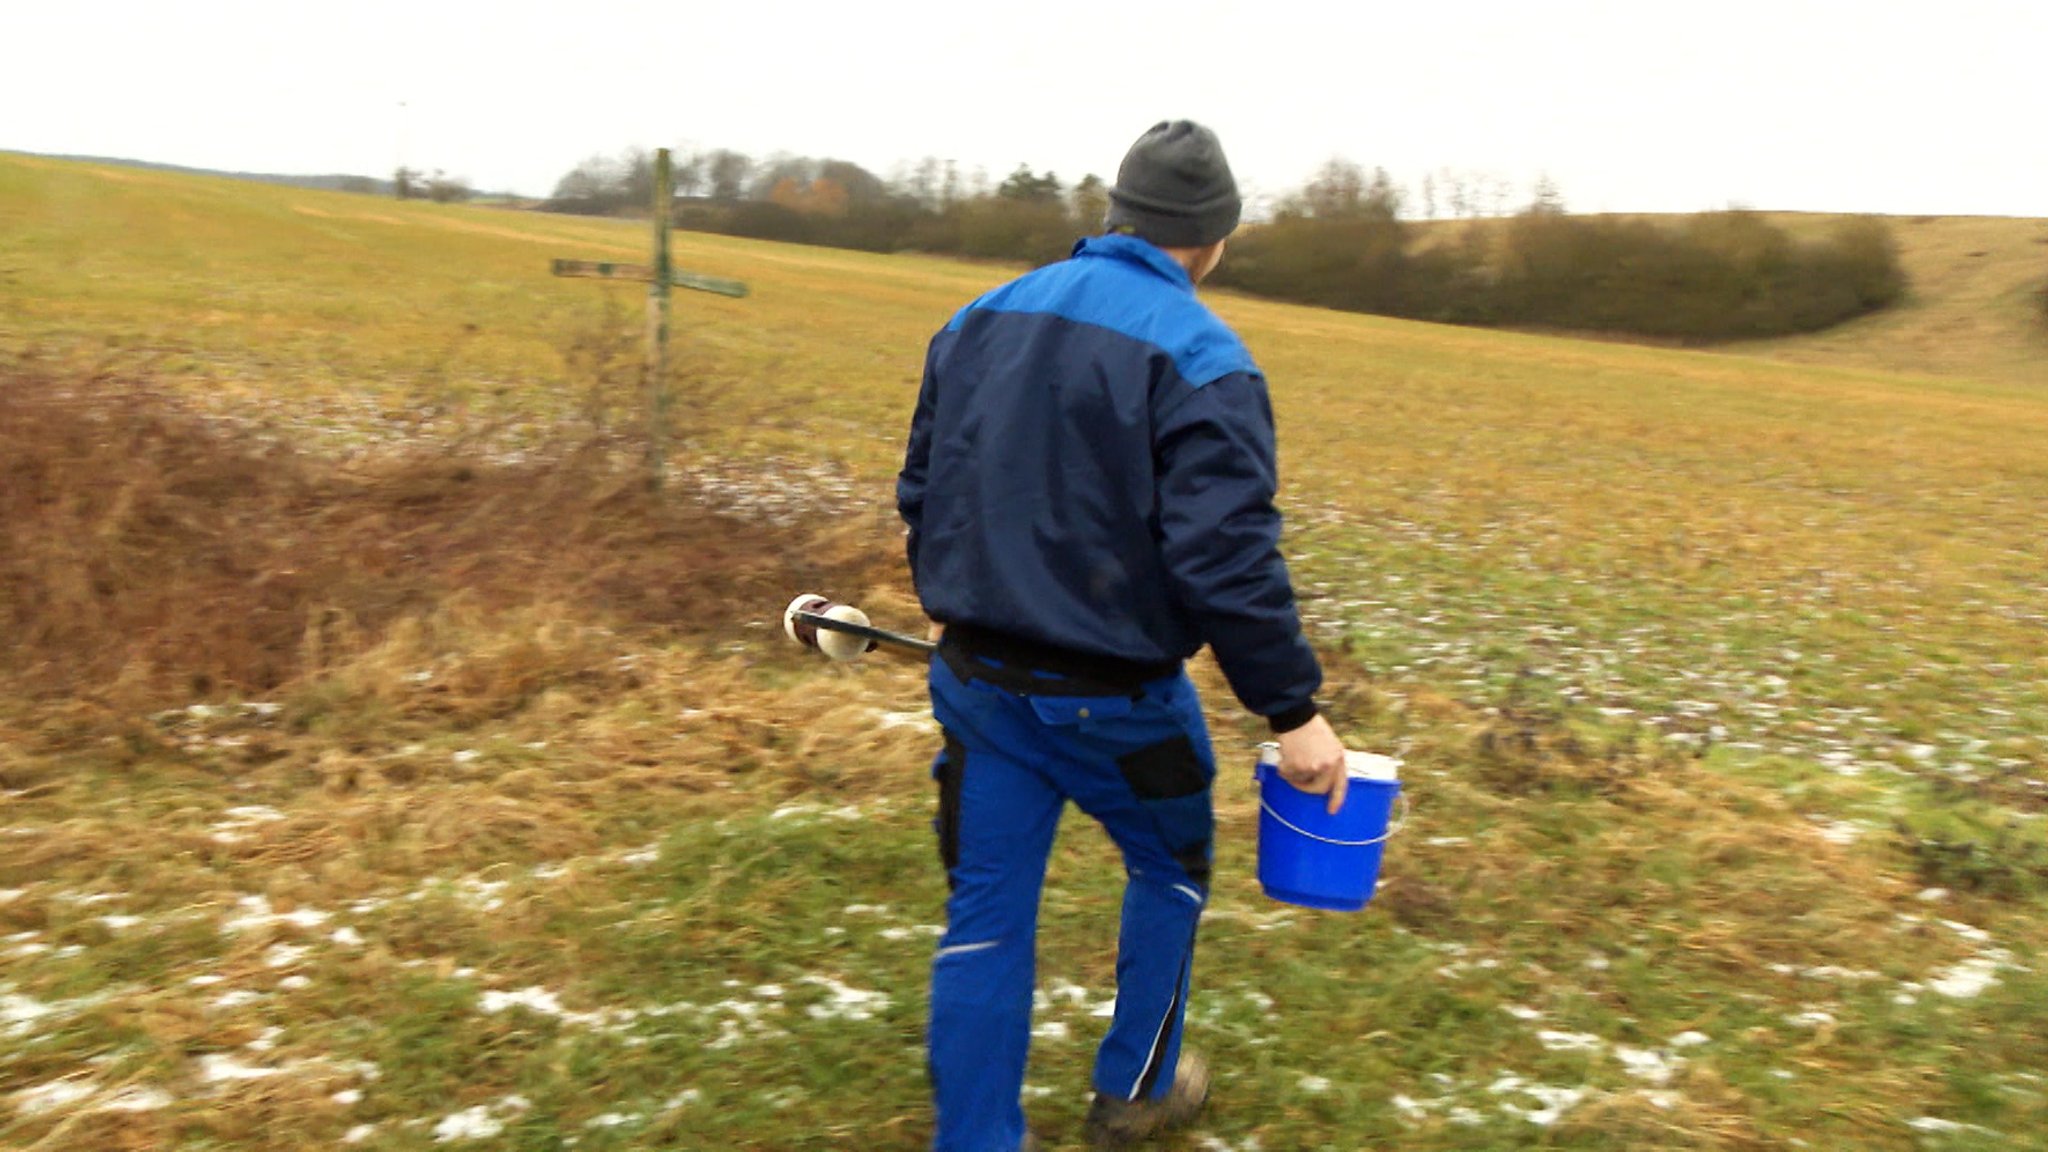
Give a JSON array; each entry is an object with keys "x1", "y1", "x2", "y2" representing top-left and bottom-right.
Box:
[{"x1": 898, "y1": 120, "x2": 1352, "y2": 1152}]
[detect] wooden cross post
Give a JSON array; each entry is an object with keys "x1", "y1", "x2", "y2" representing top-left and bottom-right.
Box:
[{"x1": 551, "y1": 147, "x2": 747, "y2": 488}]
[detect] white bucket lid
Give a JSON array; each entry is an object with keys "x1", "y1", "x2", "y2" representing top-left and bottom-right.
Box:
[
  {"x1": 1256, "y1": 743, "x2": 1402, "y2": 781},
  {"x1": 1346, "y1": 751, "x2": 1402, "y2": 781}
]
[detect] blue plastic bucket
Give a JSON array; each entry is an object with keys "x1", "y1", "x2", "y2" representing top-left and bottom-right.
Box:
[{"x1": 1255, "y1": 751, "x2": 1403, "y2": 912}]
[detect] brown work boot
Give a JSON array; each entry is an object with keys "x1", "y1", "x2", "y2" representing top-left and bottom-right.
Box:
[{"x1": 1083, "y1": 1051, "x2": 1210, "y2": 1148}]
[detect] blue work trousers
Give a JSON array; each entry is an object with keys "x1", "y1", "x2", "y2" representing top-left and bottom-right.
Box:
[{"x1": 926, "y1": 649, "x2": 1215, "y2": 1152}]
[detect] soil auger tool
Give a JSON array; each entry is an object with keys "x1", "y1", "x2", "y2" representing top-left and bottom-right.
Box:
[{"x1": 784, "y1": 594, "x2": 936, "y2": 661}]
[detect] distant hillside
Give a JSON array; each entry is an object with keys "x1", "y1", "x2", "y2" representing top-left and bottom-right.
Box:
[
  {"x1": 1731, "y1": 213, "x2": 2048, "y2": 388},
  {"x1": 10, "y1": 151, "x2": 398, "y2": 196}
]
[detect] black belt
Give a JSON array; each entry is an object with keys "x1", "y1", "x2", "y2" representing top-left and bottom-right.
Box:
[{"x1": 940, "y1": 623, "x2": 1180, "y2": 699}]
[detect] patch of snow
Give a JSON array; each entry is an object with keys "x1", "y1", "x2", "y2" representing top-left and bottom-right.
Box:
[
  {"x1": 478, "y1": 985, "x2": 620, "y2": 1029},
  {"x1": 1801, "y1": 965, "x2": 1881, "y2": 982},
  {"x1": 1536, "y1": 1030, "x2": 1603, "y2": 1052},
  {"x1": 3, "y1": 992, "x2": 59, "y2": 1037},
  {"x1": 1298, "y1": 1075, "x2": 1330, "y2": 1093},
  {"x1": 1941, "y1": 920, "x2": 1994, "y2": 944},
  {"x1": 1809, "y1": 817, "x2": 1862, "y2": 845},
  {"x1": 211, "y1": 806, "x2": 288, "y2": 843},
  {"x1": 222, "y1": 895, "x2": 328, "y2": 933},
  {"x1": 1930, "y1": 951, "x2": 2011, "y2": 999},
  {"x1": 1488, "y1": 1075, "x2": 1587, "y2": 1126},
  {"x1": 200, "y1": 1054, "x2": 282, "y2": 1082},
  {"x1": 101, "y1": 1087, "x2": 174, "y2": 1112},
  {"x1": 433, "y1": 1106, "x2": 505, "y2": 1142},
  {"x1": 802, "y1": 975, "x2": 891, "y2": 1022},
  {"x1": 454, "y1": 879, "x2": 508, "y2": 912},
  {"x1": 433, "y1": 1096, "x2": 530, "y2": 1143},
  {"x1": 13, "y1": 1077, "x2": 96, "y2": 1115},
  {"x1": 1614, "y1": 1046, "x2": 1682, "y2": 1084},
  {"x1": 880, "y1": 924, "x2": 945, "y2": 941}
]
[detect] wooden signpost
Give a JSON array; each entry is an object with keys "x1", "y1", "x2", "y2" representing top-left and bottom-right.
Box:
[{"x1": 552, "y1": 148, "x2": 747, "y2": 488}]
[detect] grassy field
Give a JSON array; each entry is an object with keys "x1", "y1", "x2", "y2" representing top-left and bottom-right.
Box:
[{"x1": 3, "y1": 154, "x2": 2047, "y2": 1150}]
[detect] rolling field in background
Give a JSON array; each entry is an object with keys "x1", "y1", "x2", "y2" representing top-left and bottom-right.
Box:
[{"x1": 3, "y1": 154, "x2": 2046, "y2": 1150}]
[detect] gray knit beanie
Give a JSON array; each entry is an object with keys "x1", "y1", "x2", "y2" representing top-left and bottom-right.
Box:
[{"x1": 1104, "y1": 120, "x2": 1242, "y2": 247}]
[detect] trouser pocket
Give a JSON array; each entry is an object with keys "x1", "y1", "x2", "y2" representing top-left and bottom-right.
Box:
[{"x1": 932, "y1": 730, "x2": 965, "y2": 890}]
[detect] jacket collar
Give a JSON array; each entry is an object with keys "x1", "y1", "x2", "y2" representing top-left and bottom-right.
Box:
[{"x1": 1071, "y1": 233, "x2": 1194, "y2": 291}]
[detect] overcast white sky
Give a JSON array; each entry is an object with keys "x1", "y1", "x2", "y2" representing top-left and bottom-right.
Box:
[{"x1": 5, "y1": 0, "x2": 2044, "y2": 216}]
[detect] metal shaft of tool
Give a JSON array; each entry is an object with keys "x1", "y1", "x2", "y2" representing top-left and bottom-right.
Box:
[{"x1": 793, "y1": 611, "x2": 937, "y2": 656}]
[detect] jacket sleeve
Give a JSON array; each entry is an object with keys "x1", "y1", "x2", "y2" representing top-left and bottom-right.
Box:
[
  {"x1": 1154, "y1": 370, "x2": 1323, "y2": 730},
  {"x1": 896, "y1": 334, "x2": 944, "y2": 578}
]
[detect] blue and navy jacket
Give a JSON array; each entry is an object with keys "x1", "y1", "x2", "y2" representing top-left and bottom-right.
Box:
[{"x1": 897, "y1": 234, "x2": 1322, "y2": 729}]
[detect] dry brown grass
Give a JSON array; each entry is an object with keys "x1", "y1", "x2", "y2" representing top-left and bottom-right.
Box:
[{"x1": 0, "y1": 354, "x2": 895, "y2": 718}]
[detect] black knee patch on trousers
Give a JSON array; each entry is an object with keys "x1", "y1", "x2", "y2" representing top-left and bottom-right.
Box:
[
  {"x1": 934, "y1": 731, "x2": 965, "y2": 890},
  {"x1": 1118, "y1": 736, "x2": 1212, "y2": 887},
  {"x1": 1116, "y1": 735, "x2": 1206, "y2": 799}
]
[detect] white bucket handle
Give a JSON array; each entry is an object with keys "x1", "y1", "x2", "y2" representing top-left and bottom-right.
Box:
[{"x1": 1259, "y1": 791, "x2": 1410, "y2": 848}]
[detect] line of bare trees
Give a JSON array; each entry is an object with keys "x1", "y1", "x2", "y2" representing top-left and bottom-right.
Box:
[
  {"x1": 539, "y1": 148, "x2": 1906, "y2": 341},
  {"x1": 392, "y1": 166, "x2": 473, "y2": 203}
]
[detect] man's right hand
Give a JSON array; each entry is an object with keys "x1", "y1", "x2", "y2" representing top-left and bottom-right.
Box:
[{"x1": 1275, "y1": 713, "x2": 1350, "y2": 815}]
